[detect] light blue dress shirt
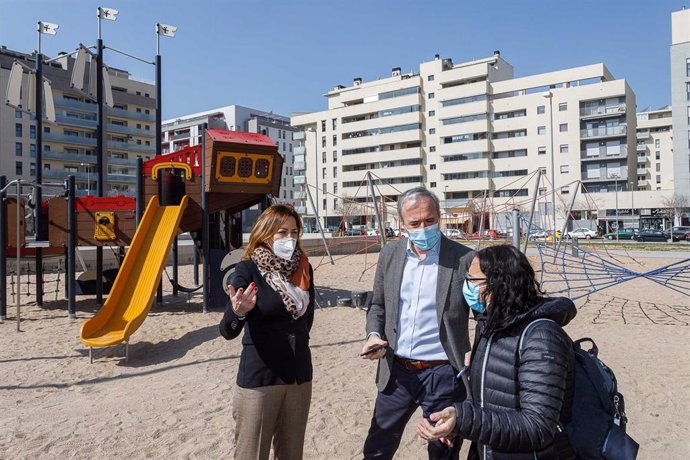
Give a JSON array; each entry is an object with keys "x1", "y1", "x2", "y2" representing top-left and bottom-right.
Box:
[{"x1": 394, "y1": 238, "x2": 448, "y2": 361}]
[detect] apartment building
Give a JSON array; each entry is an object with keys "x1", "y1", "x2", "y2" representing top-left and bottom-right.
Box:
[
  {"x1": 162, "y1": 105, "x2": 298, "y2": 230},
  {"x1": 636, "y1": 106, "x2": 673, "y2": 192},
  {"x1": 0, "y1": 47, "x2": 156, "y2": 196},
  {"x1": 292, "y1": 52, "x2": 638, "y2": 232},
  {"x1": 670, "y1": 8, "x2": 690, "y2": 197}
]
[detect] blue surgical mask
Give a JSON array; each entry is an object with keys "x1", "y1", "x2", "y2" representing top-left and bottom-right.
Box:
[
  {"x1": 463, "y1": 279, "x2": 486, "y2": 314},
  {"x1": 407, "y1": 224, "x2": 441, "y2": 251}
]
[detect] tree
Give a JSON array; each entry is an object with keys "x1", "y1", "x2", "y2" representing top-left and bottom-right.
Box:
[
  {"x1": 661, "y1": 194, "x2": 689, "y2": 226},
  {"x1": 335, "y1": 193, "x2": 362, "y2": 228}
]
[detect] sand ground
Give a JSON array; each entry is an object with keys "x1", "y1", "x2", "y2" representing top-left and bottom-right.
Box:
[{"x1": 0, "y1": 249, "x2": 689, "y2": 459}]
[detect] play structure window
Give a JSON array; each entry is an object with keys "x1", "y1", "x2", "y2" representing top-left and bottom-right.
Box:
[
  {"x1": 255, "y1": 159, "x2": 270, "y2": 178},
  {"x1": 219, "y1": 156, "x2": 236, "y2": 177},
  {"x1": 238, "y1": 158, "x2": 253, "y2": 177}
]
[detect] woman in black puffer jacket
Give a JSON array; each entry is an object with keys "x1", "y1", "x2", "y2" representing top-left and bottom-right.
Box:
[{"x1": 417, "y1": 245, "x2": 577, "y2": 459}]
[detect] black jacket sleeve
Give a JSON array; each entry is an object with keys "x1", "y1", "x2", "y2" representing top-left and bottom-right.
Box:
[
  {"x1": 219, "y1": 261, "x2": 251, "y2": 341},
  {"x1": 454, "y1": 322, "x2": 572, "y2": 451},
  {"x1": 304, "y1": 264, "x2": 315, "y2": 333},
  {"x1": 365, "y1": 242, "x2": 393, "y2": 339}
]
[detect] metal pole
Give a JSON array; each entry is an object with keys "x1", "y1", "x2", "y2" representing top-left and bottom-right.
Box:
[
  {"x1": 366, "y1": 172, "x2": 386, "y2": 247},
  {"x1": 0, "y1": 175, "x2": 6, "y2": 322},
  {"x1": 96, "y1": 36, "x2": 105, "y2": 305},
  {"x1": 547, "y1": 93, "x2": 557, "y2": 246},
  {"x1": 313, "y1": 130, "x2": 320, "y2": 230},
  {"x1": 475, "y1": 190, "x2": 487, "y2": 251},
  {"x1": 172, "y1": 236, "x2": 178, "y2": 296},
  {"x1": 201, "y1": 128, "x2": 209, "y2": 313},
  {"x1": 615, "y1": 177, "x2": 619, "y2": 241},
  {"x1": 67, "y1": 175, "x2": 76, "y2": 319},
  {"x1": 556, "y1": 183, "x2": 579, "y2": 256},
  {"x1": 16, "y1": 180, "x2": 21, "y2": 332},
  {"x1": 35, "y1": 46, "x2": 44, "y2": 308},
  {"x1": 511, "y1": 208, "x2": 520, "y2": 249},
  {"x1": 135, "y1": 158, "x2": 144, "y2": 227},
  {"x1": 523, "y1": 170, "x2": 543, "y2": 253},
  {"x1": 193, "y1": 245, "x2": 199, "y2": 285},
  {"x1": 305, "y1": 186, "x2": 334, "y2": 264}
]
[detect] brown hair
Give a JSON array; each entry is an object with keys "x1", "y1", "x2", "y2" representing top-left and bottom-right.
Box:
[{"x1": 243, "y1": 204, "x2": 304, "y2": 259}]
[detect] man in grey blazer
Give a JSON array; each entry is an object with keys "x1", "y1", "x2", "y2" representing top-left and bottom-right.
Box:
[{"x1": 361, "y1": 187, "x2": 474, "y2": 460}]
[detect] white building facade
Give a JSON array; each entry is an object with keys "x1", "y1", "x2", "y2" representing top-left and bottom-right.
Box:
[
  {"x1": 292, "y1": 53, "x2": 642, "y2": 233},
  {"x1": 670, "y1": 9, "x2": 690, "y2": 197}
]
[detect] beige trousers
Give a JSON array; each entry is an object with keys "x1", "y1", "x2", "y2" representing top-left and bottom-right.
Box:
[{"x1": 232, "y1": 382, "x2": 312, "y2": 460}]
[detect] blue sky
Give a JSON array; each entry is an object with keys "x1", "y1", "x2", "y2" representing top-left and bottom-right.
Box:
[{"x1": 0, "y1": 0, "x2": 685, "y2": 119}]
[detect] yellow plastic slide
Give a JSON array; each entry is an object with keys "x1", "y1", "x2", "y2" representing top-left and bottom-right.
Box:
[{"x1": 80, "y1": 195, "x2": 189, "y2": 348}]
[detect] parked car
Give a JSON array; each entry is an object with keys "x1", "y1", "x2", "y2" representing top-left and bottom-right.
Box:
[
  {"x1": 345, "y1": 227, "x2": 366, "y2": 236},
  {"x1": 603, "y1": 228, "x2": 639, "y2": 240},
  {"x1": 443, "y1": 229, "x2": 461, "y2": 238},
  {"x1": 565, "y1": 228, "x2": 598, "y2": 240},
  {"x1": 528, "y1": 230, "x2": 549, "y2": 240},
  {"x1": 633, "y1": 230, "x2": 668, "y2": 242},
  {"x1": 663, "y1": 226, "x2": 690, "y2": 241}
]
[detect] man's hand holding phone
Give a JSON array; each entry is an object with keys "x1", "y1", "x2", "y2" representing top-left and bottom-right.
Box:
[{"x1": 360, "y1": 335, "x2": 388, "y2": 360}]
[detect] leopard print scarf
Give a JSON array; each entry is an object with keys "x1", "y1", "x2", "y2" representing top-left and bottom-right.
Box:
[{"x1": 251, "y1": 244, "x2": 310, "y2": 319}]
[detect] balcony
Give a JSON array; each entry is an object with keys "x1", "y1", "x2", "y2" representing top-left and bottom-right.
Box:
[
  {"x1": 43, "y1": 151, "x2": 97, "y2": 164},
  {"x1": 56, "y1": 114, "x2": 97, "y2": 129},
  {"x1": 108, "y1": 123, "x2": 155, "y2": 138},
  {"x1": 106, "y1": 106, "x2": 156, "y2": 122},
  {"x1": 54, "y1": 97, "x2": 96, "y2": 111},
  {"x1": 579, "y1": 105, "x2": 626, "y2": 118},
  {"x1": 107, "y1": 173, "x2": 136, "y2": 183},
  {"x1": 295, "y1": 206, "x2": 307, "y2": 214},
  {"x1": 579, "y1": 145, "x2": 628, "y2": 161},
  {"x1": 44, "y1": 133, "x2": 97, "y2": 147},
  {"x1": 580, "y1": 125, "x2": 627, "y2": 139},
  {"x1": 636, "y1": 143, "x2": 647, "y2": 152},
  {"x1": 108, "y1": 156, "x2": 139, "y2": 166},
  {"x1": 636, "y1": 131, "x2": 651, "y2": 140},
  {"x1": 636, "y1": 168, "x2": 647, "y2": 175},
  {"x1": 293, "y1": 175, "x2": 307, "y2": 185},
  {"x1": 637, "y1": 155, "x2": 649, "y2": 163},
  {"x1": 637, "y1": 179, "x2": 648, "y2": 186},
  {"x1": 293, "y1": 161, "x2": 306, "y2": 170},
  {"x1": 292, "y1": 131, "x2": 306, "y2": 141},
  {"x1": 107, "y1": 140, "x2": 155, "y2": 153}
]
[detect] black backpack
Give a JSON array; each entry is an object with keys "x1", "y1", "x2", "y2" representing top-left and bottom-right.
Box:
[{"x1": 520, "y1": 319, "x2": 639, "y2": 460}]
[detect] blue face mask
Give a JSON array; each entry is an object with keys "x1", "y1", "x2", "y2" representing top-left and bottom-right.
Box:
[
  {"x1": 407, "y1": 224, "x2": 441, "y2": 251},
  {"x1": 463, "y1": 279, "x2": 486, "y2": 314}
]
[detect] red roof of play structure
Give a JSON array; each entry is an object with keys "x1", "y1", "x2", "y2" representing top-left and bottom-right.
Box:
[{"x1": 206, "y1": 128, "x2": 277, "y2": 147}]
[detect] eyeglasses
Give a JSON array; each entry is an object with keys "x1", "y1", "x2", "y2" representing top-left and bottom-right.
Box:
[{"x1": 465, "y1": 275, "x2": 487, "y2": 283}]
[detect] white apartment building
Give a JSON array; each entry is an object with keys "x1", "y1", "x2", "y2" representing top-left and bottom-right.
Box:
[
  {"x1": 670, "y1": 8, "x2": 690, "y2": 197},
  {"x1": 292, "y1": 52, "x2": 639, "y2": 232},
  {"x1": 162, "y1": 105, "x2": 298, "y2": 230},
  {"x1": 636, "y1": 106, "x2": 673, "y2": 192},
  {"x1": 0, "y1": 47, "x2": 156, "y2": 196}
]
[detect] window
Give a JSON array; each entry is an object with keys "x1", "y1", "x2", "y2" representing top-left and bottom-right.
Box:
[
  {"x1": 428, "y1": 92, "x2": 435, "y2": 99},
  {"x1": 687, "y1": 58, "x2": 690, "y2": 77},
  {"x1": 430, "y1": 164, "x2": 436, "y2": 170},
  {"x1": 558, "y1": 102, "x2": 568, "y2": 112},
  {"x1": 282, "y1": 142, "x2": 286, "y2": 150},
  {"x1": 333, "y1": 198, "x2": 338, "y2": 210},
  {"x1": 537, "y1": 105, "x2": 545, "y2": 114},
  {"x1": 44, "y1": 126, "x2": 50, "y2": 133},
  {"x1": 332, "y1": 118, "x2": 337, "y2": 130},
  {"x1": 15, "y1": 123, "x2": 22, "y2": 137},
  {"x1": 30, "y1": 162, "x2": 36, "y2": 176},
  {"x1": 333, "y1": 183, "x2": 338, "y2": 194},
  {"x1": 428, "y1": 110, "x2": 435, "y2": 117},
  {"x1": 30, "y1": 144, "x2": 36, "y2": 156},
  {"x1": 28, "y1": 126, "x2": 36, "y2": 139},
  {"x1": 656, "y1": 163, "x2": 661, "y2": 172},
  {"x1": 429, "y1": 146, "x2": 436, "y2": 152},
  {"x1": 538, "y1": 187, "x2": 546, "y2": 196},
  {"x1": 656, "y1": 175, "x2": 661, "y2": 184},
  {"x1": 322, "y1": 183, "x2": 326, "y2": 193},
  {"x1": 560, "y1": 144, "x2": 569, "y2": 153},
  {"x1": 322, "y1": 151, "x2": 326, "y2": 163},
  {"x1": 333, "y1": 150, "x2": 337, "y2": 162},
  {"x1": 561, "y1": 186, "x2": 570, "y2": 194},
  {"x1": 655, "y1": 139, "x2": 660, "y2": 148},
  {"x1": 15, "y1": 109, "x2": 22, "y2": 118},
  {"x1": 44, "y1": 163, "x2": 51, "y2": 171},
  {"x1": 559, "y1": 123, "x2": 568, "y2": 132},
  {"x1": 15, "y1": 142, "x2": 22, "y2": 156},
  {"x1": 428, "y1": 75, "x2": 434, "y2": 82},
  {"x1": 322, "y1": 199, "x2": 326, "y2": 211},
  {"x1": 656, "y1": 151, "x2": 661, "y2": 160},
  {"x1": 332, "y1": 135, "x2": 337, "y2": 146},
  {"x1": 321, "y1": 120, "x2": 326, "y2": 131},
  {"x1": 560, "y1": 165, "x2": 569, "y2": 173},
  {"x1": 430, "y1": 182, "x2": 436, "y2": 188},
  {"x1": 16, "y1": 161, "x2": 23, "y2": 175},
  {"x1": 538, "y1": 146, "x2": 546, "y2": 155},
  {"x1": 429, "y1": 128, "x2": 436, "y2": 134},
  {"x1": 537, "y1": 126, "x2": 546, "y2": 135},
  {"x1": 322, "y1": 167, "x2": 326, "y2": 179},
  {"x1": 322, "y1": 136, "x2": 326, "y2": 147},
  {"x1": 333, "y1": 166, "x2": 337, "y2": 178}
]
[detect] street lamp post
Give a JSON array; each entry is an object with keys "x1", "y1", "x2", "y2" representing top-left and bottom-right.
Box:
[
  {"x1": 80, "y1": 162, "x2": 90, "y2": 195},
  {"x1": 543, "y1": 91, "x2": 557, "y2": 242},
  {"x1": 609, "y1": 173, "x2": 620, "y2": 240},
  {"x1": 629, "y1": 180, "x2": 635, "y2": 228}
]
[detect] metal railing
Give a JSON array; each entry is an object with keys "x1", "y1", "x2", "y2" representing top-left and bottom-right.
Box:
[
  {"x1": 579, "y1": 105, "x2": 626, "y2": 117},
  {"x1": 580, "y1": 125, "x2": 627, "y2": 138}
]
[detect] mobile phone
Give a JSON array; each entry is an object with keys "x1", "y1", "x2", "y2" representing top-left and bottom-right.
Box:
[{"x1": 359, "y1": 344, "x2": 385, "y2": 357}]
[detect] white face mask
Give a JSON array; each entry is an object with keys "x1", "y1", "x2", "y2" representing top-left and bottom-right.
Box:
[{"x1": 273, "y1": 238, "x2": 296, "y2": 260}]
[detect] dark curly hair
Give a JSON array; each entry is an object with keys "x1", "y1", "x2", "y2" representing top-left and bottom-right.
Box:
[{"x1": 476, "y1": 244, "x2": 544, "y2": 334}]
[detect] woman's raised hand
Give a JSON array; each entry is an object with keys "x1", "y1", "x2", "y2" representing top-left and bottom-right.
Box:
[{"x1": 228, "y1": 282, "x2": 257, "y2": 317}]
